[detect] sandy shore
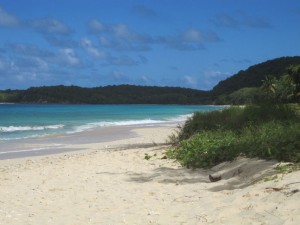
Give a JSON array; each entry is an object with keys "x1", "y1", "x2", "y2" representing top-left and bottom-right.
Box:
[{"x1": 0, "y1": 125, "x2": 300, "y2": 225}]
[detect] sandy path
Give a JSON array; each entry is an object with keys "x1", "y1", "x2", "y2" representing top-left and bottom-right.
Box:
[{"x1": 0, "y1": 125, "x2": 300, "y2": 225}]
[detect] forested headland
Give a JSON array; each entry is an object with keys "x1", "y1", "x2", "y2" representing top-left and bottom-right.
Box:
[
  {"x1": 1, "y1": 56, "x2": 300, "y2": 105},
  {"x1": 166, "y1": 56, "x2": 300, "y2": 169}
]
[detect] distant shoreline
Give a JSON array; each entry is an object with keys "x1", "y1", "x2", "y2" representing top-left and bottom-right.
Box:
[
  {"x1": 0, "y1": 122, "x2": 178, "y2": 160},
  {"x1": 1, "y1": 104, "x2": 216, "y2": 142}
]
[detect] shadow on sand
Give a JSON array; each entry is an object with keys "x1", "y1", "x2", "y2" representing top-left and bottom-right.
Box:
[{"x1": 127, "y1": 157, "x2": 278, "y2": 192}]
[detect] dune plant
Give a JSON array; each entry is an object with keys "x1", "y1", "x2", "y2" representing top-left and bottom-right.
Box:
[
  {"x1": 167, "y1": 104, "x2": 300, "y2": 168},
  {"x1": 167, "y1": 130, "x2": 239, "y2": 168},
  {"x1": 173, "y1": 104, "x2": 297, "y2": 143}
]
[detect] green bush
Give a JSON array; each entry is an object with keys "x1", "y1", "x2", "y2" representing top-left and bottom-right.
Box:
[
  {"x1": 168, "y1": 121, "x2": 300, "y2": 168},
  {"x1": 175, "y1": 104, "x2": 297, "y2": 142},
  {"x1": 240, "y1": 121, "x2": 300, "y2": 162},
  {"x1": 167, "y1": 104, "x2": 300, "y2": 169},
  {"x1": 167, "y1": 130, "x2": 239, "y2": 168}
]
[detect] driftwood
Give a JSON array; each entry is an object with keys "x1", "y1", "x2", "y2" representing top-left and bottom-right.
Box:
[{"x1": 209, "y1": 174, "x2": 222, "y2": 182}]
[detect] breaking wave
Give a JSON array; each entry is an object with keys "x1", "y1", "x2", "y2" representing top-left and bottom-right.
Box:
[{"x1": 0, "y1": 124, "x2": 64, "y2": 133}]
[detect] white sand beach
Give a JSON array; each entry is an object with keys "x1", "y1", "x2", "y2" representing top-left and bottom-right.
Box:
[{"x1": 0, "y1": 125, "x2": 300, "y2": 225}]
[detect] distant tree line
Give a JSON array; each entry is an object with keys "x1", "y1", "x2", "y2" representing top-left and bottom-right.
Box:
[
  {"x1": 0, "y1": 56, "x2": 299, "y2": 105},
  {"x1": 0, "y1": 85, "x2": 212, "y2": 104}
]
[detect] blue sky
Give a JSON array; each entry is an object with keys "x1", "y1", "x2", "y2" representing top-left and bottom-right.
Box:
[{"x1": 0, "y1": 0, "x2": 299, "y2": 90}]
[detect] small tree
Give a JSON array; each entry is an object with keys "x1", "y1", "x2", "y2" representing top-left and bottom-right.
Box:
[
  {"x1": 287, "y1": 65, "x2": 300, "y2": 102},
  {"x1": 261, "y1": 64, "x2": 300, "y2": 103},
  {"x1": 275, "y1": 75, "x2": 296, "y2": 103},
  {"x1": 261, "y1": 75, "x2": 277, "y2": 102}
]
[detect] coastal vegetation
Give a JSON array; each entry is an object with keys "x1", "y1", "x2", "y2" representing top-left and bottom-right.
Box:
[
  {"x1": 166, "y1": 63, "x2": 300, "y2": 168},
  {"x1": 0, "y1": 56, "x2": 299, "y2": 105},
  {"x1": 167, "y1": 105, "x2": 300, "y2": 168}
]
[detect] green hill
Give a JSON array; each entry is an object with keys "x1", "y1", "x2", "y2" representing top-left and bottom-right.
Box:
[{"x1": 212, "y1": 56, "x2": 300, "y2": 96}]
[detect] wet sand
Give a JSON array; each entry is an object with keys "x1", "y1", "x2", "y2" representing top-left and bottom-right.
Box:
[{"x1": 0, "y1": 123, "x2": 174, "y2": 160}]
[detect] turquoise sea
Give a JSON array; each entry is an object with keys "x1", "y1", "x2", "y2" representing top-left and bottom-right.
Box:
[{"x1": 0, "y1": 104, "x2": 224, "y2": 141}]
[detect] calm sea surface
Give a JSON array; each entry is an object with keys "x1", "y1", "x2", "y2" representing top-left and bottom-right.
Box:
[{"x1": 0, "y1": 104, "x2": 224, "y2": 141}]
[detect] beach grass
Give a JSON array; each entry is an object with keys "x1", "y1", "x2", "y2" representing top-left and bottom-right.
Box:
[{"x1": 167, "y1": 104, "x2": 300, "y2": 168}]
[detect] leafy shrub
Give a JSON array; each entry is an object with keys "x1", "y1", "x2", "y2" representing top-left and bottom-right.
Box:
[
  {"x1": 177, "y1": 107, "x2": 241, "y2": 141},
  {"x1": 240, "y1": 121, "x2": 300, "y2": 162},
  {"x1": 167, "y1": 130, "x2": 239, "y2": 168},
  {"x1": 167, "y1": 104, "x2": 300, "y2": 168},
  {"x1": 168, "y1": 121, "x2": 300, "y2": 168},
  {"x1": 174, "y1": 104, "x2": 297, "y2": 143}
]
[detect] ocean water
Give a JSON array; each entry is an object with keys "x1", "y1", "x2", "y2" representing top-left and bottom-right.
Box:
[{"x1": 0, "y1": 104, "x2": 224, "y2": 141}]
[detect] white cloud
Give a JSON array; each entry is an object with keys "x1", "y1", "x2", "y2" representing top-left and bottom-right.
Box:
[
  {"x1": 204, "y1": 70, "x2": 230, "y2": 79},
  {"x1": 0, "y1": 56, "x2": 48, "y2": 85},
  {"x1": 15, "y1": 72, "x2": 38, "y2": 81},
  {"x1": 81, "y1": 38, "x2": 108, "y2": 59},
  {"x1": 205, "y1": 70, "x2": 223, "y2": 78},
  {"x1": 99, "y1": 36, "x2": 110, "y2": 46},
  {"x1": 202, "y1": 70, "x2": 231, "y2": 89},
  {"x1": 45, "y1": 36, "x2": 78, "y2": 48},
  {"x1": 213, "y1": 13, "x2": 271, "y2": 29},
  {"x1": 182, "y1": 29, "x2": 205, "y2": 42},
  {"x1": 8, "y1": 43, "x2": 54, "y2": 58},
  {"x1": 110, "y1": 71, "x2": 131, "y2": 83},
  {"x1": 87, "y1": 19, "x2": 106, "y2": 33},
  {"x1": 213, "y1": 14, "x2": 239, "y2": 28},
  {"x1": 1, "y1": 43, "x2": 85, "y2": 88},
  {"x1": 112, "y1": 24, "x2": 137, "y2": 41},
  {"x1": 14, "y1": 57, "x2": 49, "y2": 72},
  {"x1": 158, "y1": 28, "x2": 220, "y2": 51},
  {"x1": 111, "y1": 24, "x2": 153, "y2": 44},
  {"x1": 183, "y1": 75, "x2": 198, "y2": 88},
  {"x1": 33, "y1": 57, "x2": 48, "y2": 70},
  {"x1": 108, "y1": 55, "x2": 138, "y2": 66},
  {"x1": 158, "y1": 35, "x2": 204, "y2": 51},
  {"x1": 80, "y1": 38, "x2": 139, "y2": 66},
  {"x1": 87, "y1": 21, "x2": 152, "y2": 51},
  {"x1": 111, "y1": 71, "x2": 125, "y2": 79},
  {"x1": 0, "y1": 7, "x2": 19, "y2": 27},
  {"x1": 87, "y1": 22, "x2": 219, "y2": 52},
  {"x1": 243, "y1": 16, "x2": 271, "y2": 28},
  {"x1": 30, "y1": 18, "x2": 71, "y2": 35},
  {"x1": 139, "y1": 75, "x2": 153, "y2": 85},
  {"x1": 181, "y1": 28, "x2": 220, "y2": 43},
  {"x1": 58, "y1": 48, "x2": 80, "y2": 66},
  {"x1": 132, "y1": 5, "x2": 157, "y2": 17},
  {"x1": 0, "y1": 58, "x2": 11, "y2": 72}
]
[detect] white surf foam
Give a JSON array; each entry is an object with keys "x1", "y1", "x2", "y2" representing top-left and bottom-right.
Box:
[
  {"x1": 70, "y1": 119, "x2": 166, "y2": 133},
  {"x1": 0, "y1": 124, "x2": 64, "y2": 133},
  {"x1": 167, "y1": 113, "x2": 193, "y2": 122}
]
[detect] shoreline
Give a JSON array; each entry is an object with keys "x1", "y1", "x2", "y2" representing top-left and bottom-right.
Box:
[
  {"x1": 1, "y1": 124, "x2": 300, "y2": 224},
  {"x1": 0, "y1": 122, "x2": 178, "y2": 160},
  {"x1": 0, "y1": 104, "x2": 223, "y2": 145}
]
